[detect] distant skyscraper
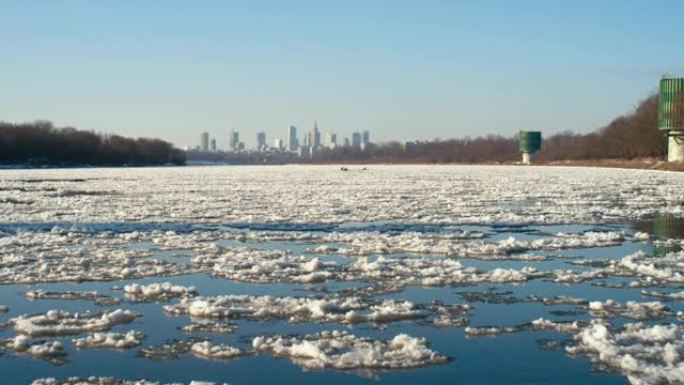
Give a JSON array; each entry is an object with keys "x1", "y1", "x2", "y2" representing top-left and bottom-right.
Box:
[
  {"x1": 229, "y1": 130, "x2": 240, "y2": 151},
  {"x1": 274, "y1": 139, "x2": 283, "y2": 150},
  {"x1": 288, "y1": 125, "x2": 298, "y2": 152},
  {"x1": 200, "y1": 132, "x2": 210, "y2": 152},
  {"x1": 362, "y1": 130, "x2": 370, "y2": 145},
  {"x1": 352, "y1": 132, "x2": 362, "y2": 148},
  {"x1": 343, "y1": 137, "x2": 350, "y2": 147},
  {"x1": 210, "y1": 138, "x2": 217, "y2": 152},
  {"x1": 326, "y1": 132, "x2": 337, "y2": 148},
  {"x1": 311, "y1": 121, "x2": 321, "y2": 149},
  {"x1": 257, "y1": 132, "x2": 266, "y2": 151}
]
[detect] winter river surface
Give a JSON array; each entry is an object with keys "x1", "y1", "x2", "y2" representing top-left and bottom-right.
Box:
[{"x1": 1, "y1": 165, "x2": 684, "y2": 385}]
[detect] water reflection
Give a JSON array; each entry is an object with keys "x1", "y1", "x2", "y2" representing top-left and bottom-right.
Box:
[{"x1": 634, "y1": 213, "x2": 684, "y2": 257}]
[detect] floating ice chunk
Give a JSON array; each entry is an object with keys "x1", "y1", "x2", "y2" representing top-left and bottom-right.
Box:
[
  {"x1": 465, "y1": 318, "x2": 584, "y2": 337},
  {"x1": 567, "y1": 320, "x2": 684, "y2": 385},
  {"x1": 72, "y1": 331, "x2": 145, "y2": 349},
  {"x1": 641, "y1": 289, "x2": 684, "y2": 301},
  {"x1": 430, "y1": 303, "x2": 471, "y2": 328},
  {"x1": 179, "y1": 321, "x2": 239, "y2": 334},
  {"x1": 138, "y1": 338, "x2": 207, "y2": 360},
  {"x1": 252, "y1": 330, "x2": 448, "y2": 370},
  {"x1": 23, "y1": 290, "x2": 120, "y2": 306},
  {"x1": 632, "y1": 231, "x2": 650, "y2": 241},
  {"x1": 587, "y1": 300, "x2": 672, "y2": 320},
  {"x1": 190, "y1": 340, "x2": 249, "y2": 360},
  {"x1": 2, "y1": 335, "x2": 68, "y2": 365},
  {"x1": 30, "y1": 378, "x2": 219, "y2": 385},
  {"x1": 10, "y1": 309, "x2": 140, "y2": 337},
  {"x1": 165, "y1": 294, "x2": 423, "y2": 324},
  {"x1": 123, "y1": 282, "x2": 197, "y2": 301}
]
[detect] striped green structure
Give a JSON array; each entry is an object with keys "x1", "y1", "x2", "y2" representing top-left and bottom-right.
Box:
[
  {"x1": 518, "y1": 131, "x2": 542, "y2": 153},
  {"x1": 659, "y1": 77, "x2": 684, "y2": 131},
  {"x1": 653, "y1": 213, "x2": 684, "y2": 257}
]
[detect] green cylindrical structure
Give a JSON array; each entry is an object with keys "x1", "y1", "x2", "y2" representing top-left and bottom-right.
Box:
[
  {"x1": 518, "y1": 131, "x2": 542, "y2": 153},
  {"x1": 659, "y1": 77, "x2": 684, "y2": 162},
  {"x1": 659, "y1": 77, "x2": 684, "y2": 131}
]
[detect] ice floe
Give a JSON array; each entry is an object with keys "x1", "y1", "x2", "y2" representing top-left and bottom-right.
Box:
[
  {"x1": 252, "y1": 330, "x2": 448, "y2": 370},
  {"x1": 72, "y1": 331, "x2": 145, "y2": 349},
  {"x1": 179, "y1": 321, "x2": 239, "y2": 334},
  {"x1": 9, "y1": 309, "x2": 140, "y2": 337},
  {"x1": 566, "y1": 320, "x2": 684, "y2": 385},
  {"x1": 164, "y1": 295, "x2": 425, "y2": 324},
  {"x1": 587, "y1": 300, "x2": 672, "y2": 320},
  {"x1": 123, "y1": 282, "x2": 197, "y2": 301},
  {"x1": 190, "y1": 341, "x2": 249, "y2": 360},
  {"x1": 30, "y1": 378, "x2": 223, "y2": 385},
  {"x1": 23, "y1": 290, "x2": 121, "y2": 306},
  {"x1": 465, "y1": 318, "x2": 585, "y2": 337}
]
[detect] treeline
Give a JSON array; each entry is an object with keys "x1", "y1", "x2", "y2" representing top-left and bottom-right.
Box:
[
  {"x1": 538, "y1": 94, "x2": 666, "y2": 160},
  {"x1": 0, "y1": 121, "x2": 185, "y2": 166},
  {"x1": 308, "y1": 93, "x2": 666, "y2": 163}
]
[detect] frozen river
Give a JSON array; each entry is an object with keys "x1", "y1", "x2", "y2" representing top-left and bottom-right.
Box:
[{"x1": 1, "y1": 165, "x2": 684, "y2": 385}]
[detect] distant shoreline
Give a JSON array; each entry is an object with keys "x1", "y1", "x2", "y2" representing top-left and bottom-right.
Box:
[{"x1": 2, "y1": 158, "x2": 680, "y2": 172}]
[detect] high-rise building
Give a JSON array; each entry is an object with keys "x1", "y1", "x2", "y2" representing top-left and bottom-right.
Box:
[
  {"x1": 200, "y1": 132, "x2": 210, "y2": 152},
  {"x1": 343, "y1": 137, "x2": 350, "y2": 147},
  {"x1": 362, "y1": 130, "x2": 370, "y2": 145},
  {"x1": 257, "y1": 132, "x2": 266, "y2": 151},
  {"x1": 229, "y1": 130, "x2": 240, "y2": 151},
  {"x1": 210, "y1": 138, "x2": 217, "y2": 152},
  {"x1": 352, "y1": 132, "x2": 362, "y2": 148},
  {"x1": 326, "y1": 132, "x2": 337, "y2": 148},
  {"x1": 274, "y1": 139, "x2": 283, "y2": 150},
  {"x1": 311, "y1": 121, "x2": 321, "y2": 149},
  {"x1": 288, "y1": 125, "x2": 298, "y2": 152}
]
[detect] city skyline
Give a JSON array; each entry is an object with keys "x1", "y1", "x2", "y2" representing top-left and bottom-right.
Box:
[
  {"x1": 2, "y1": 1, "x2": 684, "y2": 148},
  {"x1": 195, "y1": 122, "x2": 371, "y2": 153}
]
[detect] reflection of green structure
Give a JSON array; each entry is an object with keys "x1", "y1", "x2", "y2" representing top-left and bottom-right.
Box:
[
  {"x1": 658, "y1": 78, "x2": 684, "y2": 162},
  {"x1": 519, "y1": 131, "x2": 542, "y2": 165},
  {"x1": 652, "y1": 213, "x2": 684, "y2": 257}
]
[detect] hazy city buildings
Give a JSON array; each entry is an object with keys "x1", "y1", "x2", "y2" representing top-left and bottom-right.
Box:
[
  {"x1": 195, "y1": 125, "x2": 370, "y2": 157},
  {"x1": 288, "y1": 125, "x2": 298, "y2": 152},
  {"x1": 229, "y1": 130, "x2": 240, "y2": 151},
  {"x1": 310, "y1": 121, "x2": 321, "y2": 149},
  {"x1": 352, "y1": 132, "x2": 362, "y2": 148},
  {"x1": 200, "y1": 132, "x2": 210, "y2": 152},
  {"x1": 326, "y1": 132, "x2": 337, "y2": 148},
  {"x1": 257, "y1": 131, "x2": 266, "y2": 151}
]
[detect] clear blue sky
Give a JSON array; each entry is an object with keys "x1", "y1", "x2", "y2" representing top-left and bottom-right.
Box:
[{"x1": 1, "y1": 0, "x2": 683, "y2": 148}]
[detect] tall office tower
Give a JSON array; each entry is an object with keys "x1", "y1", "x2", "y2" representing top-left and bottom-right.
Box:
[
  {"x1": 229, "y1": 130, "x2": 240, "y2": 151},
  {"x1": 210, "y1": 138, "x2": 217, "y2": 152},
  {"x1": 311, "y1": 121, "x2": 321, "y2": 149},
  {"x1": 326, "y1": 132, "x2": 337, "y2": 148},
  {"x1": 200, "y1": 132, "x2": 210, "y2": 152},
  {"x1": 352, "y1": 132, "x2": 362, "y2": 148},
  {"x1": 288, "y1": 125, "x2": 298, "y2": 152},
  {"x1": 343, "y1": 137, "x2": 350, "y2": 147},
  {"x1": 257, "y1": 132, "x2": 266, "y2": 151},
  {"x1": 362, "y1": 130, "x2": 370, "y2": 145}
]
